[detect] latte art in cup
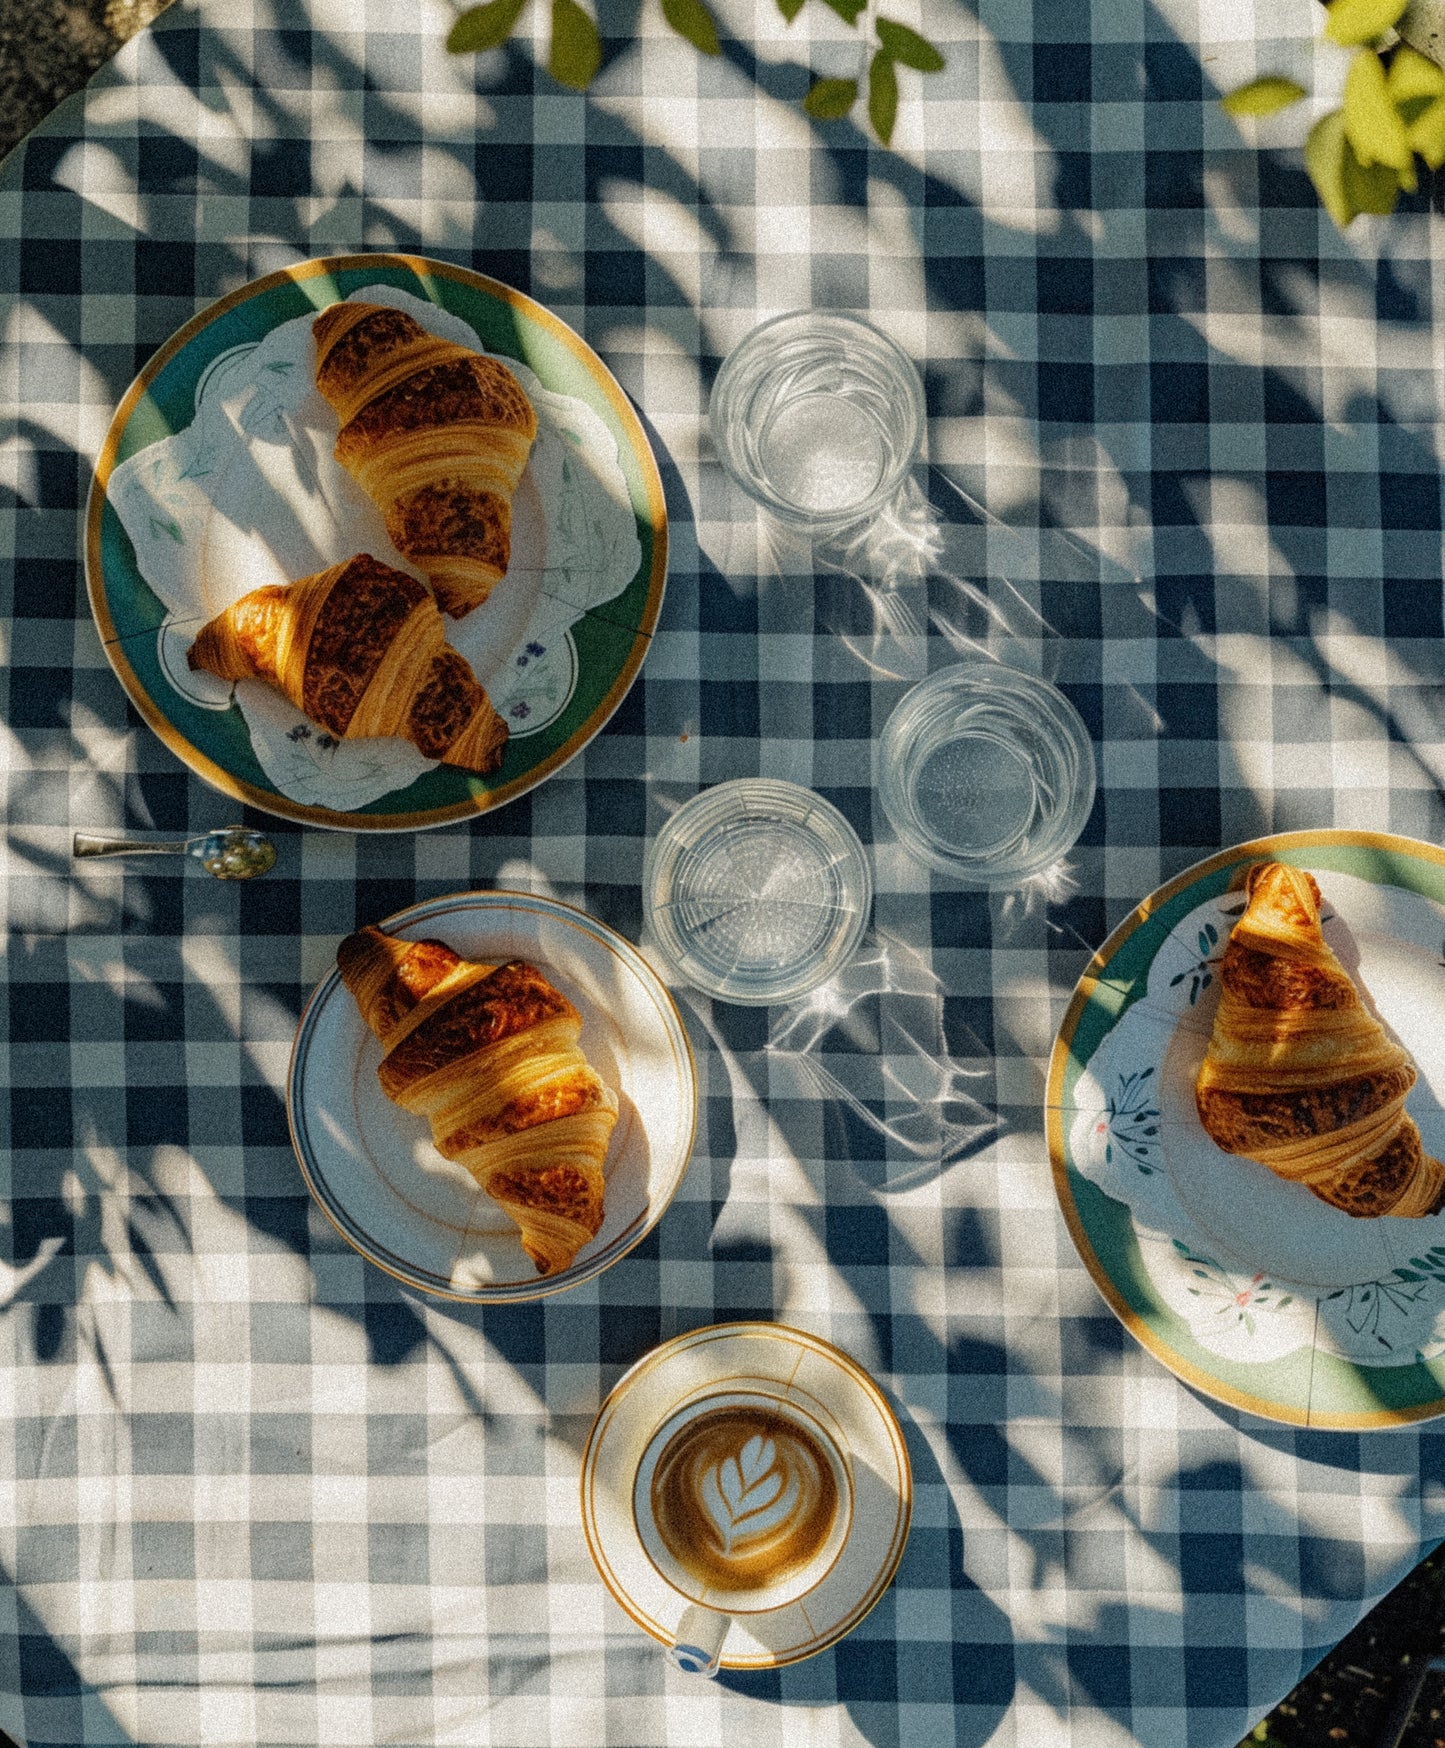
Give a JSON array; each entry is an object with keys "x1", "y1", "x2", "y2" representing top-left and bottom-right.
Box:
[
  {"x1": 589, "y1": 1332, "x2": 909, "y2": 1678},
  {"x1": 650, "y1": 1405, "x2": 839, "y2": 1593}
]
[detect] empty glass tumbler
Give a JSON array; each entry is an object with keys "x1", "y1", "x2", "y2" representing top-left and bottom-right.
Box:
[
  {"x1": 643, "y1": 779, "x2": 872, "y2": 1005},
  {"x1": 708, "y1": 312, "x2": 925, "y2": 535},
  {"x1": 877, "y1": 664, "x2": 1096, "y2": 886}
]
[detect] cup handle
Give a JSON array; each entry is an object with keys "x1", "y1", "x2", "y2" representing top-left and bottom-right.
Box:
[{"x1": 667, "y1": 1604, "x2": 730, "y2": 1676}]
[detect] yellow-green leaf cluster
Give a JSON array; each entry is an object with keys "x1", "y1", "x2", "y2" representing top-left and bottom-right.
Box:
[
  {"x1": 1328, "y1": 36, "x2": 1445, "y2": 214},
  {"x1": 1305, "y1": 108, "x2": 1402, "y2": 224},
  {"x1": 1223, "y1": 29, "x2": 1445, "y2": 227}
]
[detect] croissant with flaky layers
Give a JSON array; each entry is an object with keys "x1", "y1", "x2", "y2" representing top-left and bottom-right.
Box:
[
  {"x1": 312, "y1": 301, "x2": 538, "y2": 619},
  {"x1": 337, "y1": 925, "x2": 618, "y2": 1277},
  {"x1": 1195, "y1": 861, "x2": 1445, "y2": 1219},
  {"x1": 187, "y1": 552, "x2": 509, "y2": 774}
]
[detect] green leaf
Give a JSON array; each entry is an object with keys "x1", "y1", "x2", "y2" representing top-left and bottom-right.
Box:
[
  {"x1": 1407, "y1": 92, "x2": 1445, "y2": 165},
  {"x1": 819, "y1": 0, "x2": 865, "y2": 24},
  {"x1": 1343, "y1": 46, "x2": 1415, "y2": 183},
  {"x1": 1305, "y1": 112, "x2": 1351, "y2": 227},
  {"x1": 1388, "y1": 42, "x2": 1445, "y2": 101},
  {"x1": 447, "y1": 0, "x2": 528, "y2": 52},
  {"x1": 875, "y1": 18, "x2": 945, "y2": 72},
  {"x1": 1219, "y1": 76, "x2": 1307, "y2": 118},
  {"x1": 1345, "y1": 128, "x2": 1406, "y2": 210},
  {"x1": 1306, "y1": 109, "x2": 1368, "y2": 224},
  {"x1": 803, "y1": 75, "x2": 860, "y2": 119},
  {"x1": 549, "y1": 0, "x2": 601, "y2": 87},
  {"x1": 775, "y1": 0, "x2": 805, "y2": 20},
  {"x1": 869, "y1": 50, "x2": 898, "y2": 142},
  {"x1": 662, "y1": 0, "x2": 720, "y2": 53},
  {"x1": 1324, "y1": 0, "x2": 1409, "y2": 46}
]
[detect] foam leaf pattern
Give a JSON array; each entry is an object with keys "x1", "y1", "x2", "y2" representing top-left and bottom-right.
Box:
[{"x1": 700, "y1": 1436, "x2": 802, "y2": 1555}]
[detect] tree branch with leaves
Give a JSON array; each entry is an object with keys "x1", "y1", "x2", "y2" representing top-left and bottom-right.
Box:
[
  {"x1": 1222, "y1": 0, "x2": 1445, "y2": 225},
  {"x1": 447, "y1": 0, "x2": 946, "y2": 144}
]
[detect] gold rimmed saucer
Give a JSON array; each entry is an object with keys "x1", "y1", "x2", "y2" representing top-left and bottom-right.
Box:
[{"x1": 580, "y1": 1322, "x2": 911, "y2": 1669}]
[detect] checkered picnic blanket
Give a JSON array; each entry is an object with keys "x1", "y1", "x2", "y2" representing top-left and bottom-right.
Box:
[{"x1": 3, "y1": 0, "x2": 1445, "y2": 1741}]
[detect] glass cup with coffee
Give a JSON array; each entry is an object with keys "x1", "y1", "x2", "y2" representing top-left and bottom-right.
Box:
[{"x1": 632, "y1": 1382, "x2": 854, "y2": 1676}]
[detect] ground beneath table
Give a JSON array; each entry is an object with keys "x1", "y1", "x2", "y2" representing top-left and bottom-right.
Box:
[
  {"x1": 0, "y1": 0, "x2": 172, "y2": 161},
  {"x1": 1252, "y1": 1552, "x2": 1445, "y2": 1748}
]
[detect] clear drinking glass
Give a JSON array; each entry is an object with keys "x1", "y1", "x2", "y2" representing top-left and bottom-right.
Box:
[
  {"x1": 877, "y1": 664, "x2": 1096, "y2": 886},
  {"x1": 643, "y1": 779, "x2": 872, "y2": 1005},
  {"x1": 708, "y1": 312, "x2": 925, "y2": 535}
]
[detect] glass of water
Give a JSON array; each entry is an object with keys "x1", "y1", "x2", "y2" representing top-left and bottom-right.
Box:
[
  {"x1": 643, "y1": 779, "x2": 872, "y2": 1005},
  {"x1": 708, "y1": 311, "x2": 925, "y2": 535},
  {"x1": 877, "y1": 664, "x2": 1096, "y2": 886}
]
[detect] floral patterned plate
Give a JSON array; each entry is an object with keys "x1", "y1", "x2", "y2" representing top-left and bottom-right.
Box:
[
  {"x1": 85, "y1": 254, "x2": 667, "y2": 831},
  {"x1": 1047, "y1": 830, "x2": 1445, "y2": 1428}
]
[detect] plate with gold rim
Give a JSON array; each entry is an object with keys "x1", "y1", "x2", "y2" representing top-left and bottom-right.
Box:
[
  {"x1": 580, "y1": 1322, "x2": 912, "y2": 1669},
  {"x1": 85, "y1": 253, "x2": 667, "y2": 832},
  {"x1": 287, "y1": 891, "x2": 697, "y2": 1304},
  {"x1": 1048, "y1": 829, "x2": 1445, "y2": 1429}
]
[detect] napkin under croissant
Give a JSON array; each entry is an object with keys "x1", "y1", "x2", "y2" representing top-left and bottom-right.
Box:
[
  {"x1": 1194, "y1": 861, "x2": 1445, "y2": 1219},
  {"x1": 312, "y1": 301, "x2": 538, "y2": 619},
  {"x1": 338, "y1": 925, "x2": 618, "y2": 1276},
  {"x1": 187, "y1": 552, "x2": 509, "y2": 774}
]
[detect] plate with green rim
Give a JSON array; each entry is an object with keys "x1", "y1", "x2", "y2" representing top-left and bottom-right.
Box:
[
  {"x1": 85, "y1": 252, "x2": 668, "y2": 832},
  {"x1": 1048, "y1": 829, "x2": 1445, "y2": 1429}
]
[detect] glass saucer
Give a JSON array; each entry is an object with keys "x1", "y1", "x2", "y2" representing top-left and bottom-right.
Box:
[{"x1": 643, "y1": 779, "x2": 872, "y2": 1005}]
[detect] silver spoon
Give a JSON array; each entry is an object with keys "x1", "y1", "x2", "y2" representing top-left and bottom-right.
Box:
[{"x1": 72, "y1": 827, "x2": 278, "y2": 880}]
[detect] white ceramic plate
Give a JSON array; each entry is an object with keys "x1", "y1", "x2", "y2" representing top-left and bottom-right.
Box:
[
  {"x1": 288, "y1": 892, "x2": 697, "y2": 1303},
  {"x1": 580, "y1": 1323, "x2": 912, "y2": 1668}
]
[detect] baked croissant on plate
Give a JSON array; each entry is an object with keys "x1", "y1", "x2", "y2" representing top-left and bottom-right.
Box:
[
  {"x1": 187, "y1": 552, "x2": 509, "y2": 774},
  {"x1": 337, "y1": 924, "x2": 619, "y2": 1276},
  {"x1": 312, "y1": 301, "x2": 538, "y2": 619},
  {"x1": 1195, "y1": 861, "x2": 1445, "y2": 1218}
]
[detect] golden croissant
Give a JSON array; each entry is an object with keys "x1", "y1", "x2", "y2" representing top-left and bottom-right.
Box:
[
  {"x1": 1195, "y1": 862, "x2": 1445, "y2": 1218},
  {"x1": 312, "y1": 301, "x2": 538, "y2": 619},
  {"x1": 187, "y1": 553, "x2": 509, "y2": 774},
  {"x1": 337, "y1": 924, "x2": 618, "y2": 1276}
]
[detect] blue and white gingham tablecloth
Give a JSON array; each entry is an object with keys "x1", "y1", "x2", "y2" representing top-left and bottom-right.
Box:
[{"x1": 2, "y1": 0, "x2": 1445, "y2": 1741}]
